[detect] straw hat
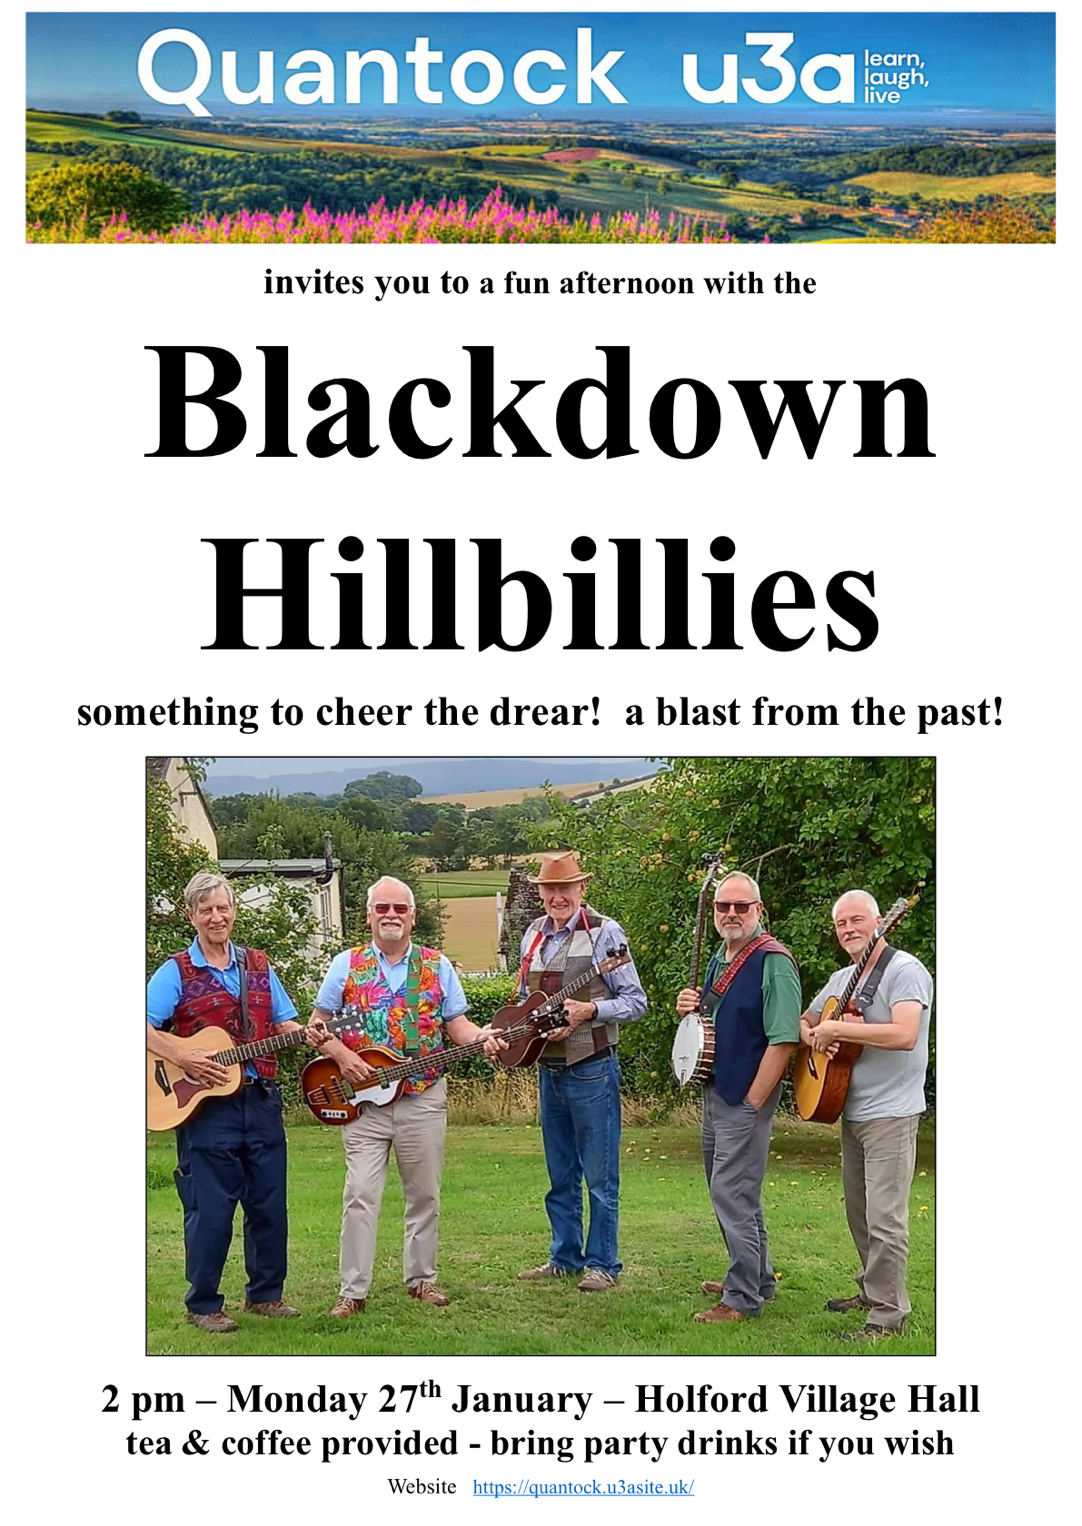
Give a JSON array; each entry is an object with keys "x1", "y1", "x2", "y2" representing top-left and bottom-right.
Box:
[{"x1": 528, "y1": 851, "x2": 592, "y2": 886}]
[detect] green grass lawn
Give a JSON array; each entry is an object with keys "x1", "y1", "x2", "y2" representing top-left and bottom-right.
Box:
[{"x1": 147, "y1": 1116, "x2": 934, "y2": 1356}]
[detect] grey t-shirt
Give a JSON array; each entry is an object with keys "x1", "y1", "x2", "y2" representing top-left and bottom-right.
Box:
[{"x1": 809, "y1": 949, "x2": 933, "y2": 1122}]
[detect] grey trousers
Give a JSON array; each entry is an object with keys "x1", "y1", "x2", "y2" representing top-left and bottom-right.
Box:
[
  {"x1": 701, "y1": 1082, "x2": 781, "y2": 1315},
  {"x1": 339, "y1": 1079, "x2": 448, "y2": 1299},
  {"x1": 840, "y1": 1112, "x2": 919, "y2": 1329}
]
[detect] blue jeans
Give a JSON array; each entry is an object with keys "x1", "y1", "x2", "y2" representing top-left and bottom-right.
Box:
[{"x1": 538, "y1": 1053, "x2": 622, "y2": 1276}]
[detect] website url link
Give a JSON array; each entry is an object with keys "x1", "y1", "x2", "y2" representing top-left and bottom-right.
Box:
[{"x1": 473, "y1": 1481, "x2": 695, "y2": 1497}]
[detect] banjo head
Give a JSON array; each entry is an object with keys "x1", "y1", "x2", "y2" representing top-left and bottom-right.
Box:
[{"x1": 671, "y1": 1014, "x2": 713, "y2": 1086}]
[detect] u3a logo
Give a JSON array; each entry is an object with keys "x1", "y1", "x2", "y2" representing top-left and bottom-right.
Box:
[{"x1": 684, "y1": 32, "x2": 855, "y2": 106}]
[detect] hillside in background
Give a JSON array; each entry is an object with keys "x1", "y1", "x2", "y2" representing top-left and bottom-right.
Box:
[
  {"x1": 204, "y1": 758, "x2": 661, "y2": 799},
  {"x1": 27, "y1": 110, "x2": 1055, "y2": 244}
]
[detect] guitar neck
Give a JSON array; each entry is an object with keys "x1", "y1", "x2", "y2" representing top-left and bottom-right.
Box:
[
  {"x1": 212, "y1": 1025, "x2": 311, "y2": 1068},
  {"x1": 536, "y1": 960, "x2": 613, "y2": 1014},
  {"x1": 356, "y1": 1013, "x2": 545, "y2": 1091}
]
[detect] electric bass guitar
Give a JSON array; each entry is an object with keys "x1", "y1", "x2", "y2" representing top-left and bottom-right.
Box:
[
  {"x1": 146, "y1": 1016, "x2": 354, "y2": 1130},
  {"x1": 492, "y1": 946, "x2": 632, "y2": 1067},
  {"x1": 302, "y1": 1005, "x2": 567, "y2": 1124},
  {"x1": 792, "y1": 896, "x2": 913, "y2": 1124}
]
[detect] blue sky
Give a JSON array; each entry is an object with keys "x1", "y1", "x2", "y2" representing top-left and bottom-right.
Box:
[{"x1": 27, "y1": 12, "x2": 1055, "y2": 121}]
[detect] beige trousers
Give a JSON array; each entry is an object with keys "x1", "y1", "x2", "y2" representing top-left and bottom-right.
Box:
[
  {"x1": 840, "y1": 1112, "x2": 920, "y2": 1329},
  {"x1": 339, "y1": 1079, "x2": 448, "y2": 1298}
]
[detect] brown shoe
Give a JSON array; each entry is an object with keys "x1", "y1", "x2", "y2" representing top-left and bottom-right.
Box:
[
  {"x1": 408, "y1": 1281, "x2": 450, "y2": 1307},
  {"x1": 578, "y1": 1269, "x2": 617, "y2": 1293},
  {"x1": 841, "y1": 1321, "x2": 906, "y2": 1343},
  {"x1": 244, "y1": 1299, "x2": 301, "y2": 1317},
  {"x1": 518, "y1": 1262, "x2": 574, "y2": 1281},
  {"x1": 328, "y1": 1295, "x2": 366, "y2": 1318},
  {"x1": 693, "y1": 1301, "x2": 745, "y2": 1323},
  {"x1": 186, "y1": 1310, "x2": 238, "y2": 1333},
  {"x1": 825, "y1": 1294, "x2": 871, "y2": 1313},
  {"x1": 701, "y1": 1280, "x2": 726, "y2": 1298}
]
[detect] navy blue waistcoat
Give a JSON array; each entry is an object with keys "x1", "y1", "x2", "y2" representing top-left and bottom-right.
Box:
[{"x1": 705, "y1": 942, "x2": 791, "y2": 1106}]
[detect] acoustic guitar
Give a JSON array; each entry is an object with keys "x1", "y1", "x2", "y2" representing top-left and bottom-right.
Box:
[
  {"x1": 492, "y1": 946, "x2": 632, "y2": 1067},
  {"x1": 146, "y1": 1016, "x2": 353, "y2": 1130},
  {"x1": 792, "y1": 896, "x2": 913, "y2": 1124},
  {"x1": 302, "y1": 1005, "x2": 566, "y2": 1123}
]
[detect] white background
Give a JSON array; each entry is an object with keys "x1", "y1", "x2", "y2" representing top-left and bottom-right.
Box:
[{"x1": 4, "y1": 2, "x2": 1076, "y2": 1521}]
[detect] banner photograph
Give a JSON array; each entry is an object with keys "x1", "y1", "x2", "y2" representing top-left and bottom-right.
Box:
[
  {"x1": 147, "y1": 756, "x2": 935, "y2": 1357},
  {"x1": 27, "y1": 11, "x2": 1054, "y2": 243}
]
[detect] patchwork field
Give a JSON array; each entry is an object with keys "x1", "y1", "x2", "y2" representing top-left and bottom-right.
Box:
[{"x1": 26, "y1": 109, "x2": 1055, "y2": 243}]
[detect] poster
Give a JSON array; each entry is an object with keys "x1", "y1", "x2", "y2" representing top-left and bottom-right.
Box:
[{"x1": 11, "y1": 2, "x2": 1073, "y2": 1520}]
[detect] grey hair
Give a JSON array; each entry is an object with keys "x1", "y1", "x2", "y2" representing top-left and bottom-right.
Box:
[
  {"x1": 832, "y1": 889, "x2": 880, "y2": 921},
  {"x1": 184, "y1": 870, "x2": 235, "y2": 913},
  {"x1": 366, "y1": 876, "x2": 415, "y2": 910},
  {"x1": 718, "y1": 871, "x2": 762, "y2": 901}
]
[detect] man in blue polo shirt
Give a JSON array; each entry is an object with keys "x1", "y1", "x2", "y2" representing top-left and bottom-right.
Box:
[{"x1": 147, "y1": 870, "x2": 308, "y2": 1333}]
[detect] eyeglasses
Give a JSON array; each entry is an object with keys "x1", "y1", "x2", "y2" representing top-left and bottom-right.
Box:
[
  {"x1": 715, "y1": 901, "x2": 756, "y2": 914},
  {"x1": 372, "y1": 902, "x2": 412, "y2": 915}
]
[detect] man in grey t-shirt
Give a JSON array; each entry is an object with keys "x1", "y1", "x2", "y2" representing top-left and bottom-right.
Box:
[{"x1": 802, "y1": 890, "x2": 933, "y2": 1343}]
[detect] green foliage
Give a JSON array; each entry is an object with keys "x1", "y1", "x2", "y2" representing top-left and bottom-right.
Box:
[
  {"x1": 544, "y1": 758, "x2": 935, "y2": 1107},
  {"x1": 27, "y1": 160, "x2": 188, "y2": 231},
  {"x1": 147, "y1": 772, "x2": 324, "y2": 1008},
  {"x1": 38, "y1": 139, "x2": 503, "y2": 220},
  {"x1": 213, "y1": 795, "x2": 441, "y2": 946},
  {"x1": 343, "y1": 771, "x2": 422, "y2": 801}
]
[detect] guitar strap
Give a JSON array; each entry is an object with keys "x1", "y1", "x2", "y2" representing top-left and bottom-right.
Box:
[
  {"x1": 401, "y1": 945, "x2": 422, "y2": 1057},
  {"x1": 850, "y1": 944, "x2": 898, "y2": 1012},
  {"x1": 704, "y1": 931, "x2": 777, "y2": 1013},
  {"x1": 235, "y1": 946, "x2": 254, "y2": 1042}
]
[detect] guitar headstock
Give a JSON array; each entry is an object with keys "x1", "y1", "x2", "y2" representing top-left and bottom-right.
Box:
[
  {"x1": 598, "y1": 944, "x2": 632, "y2": 974},
  {"x1": 878, "y1": 895, "x2": 916, "y2": 940},
  {"x1": 534, "y1": 1008, "x2": 570, "y2": 1037}
]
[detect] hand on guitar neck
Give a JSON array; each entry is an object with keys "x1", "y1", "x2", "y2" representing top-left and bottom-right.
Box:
[
  {"x1": 545, "y1": 998, "x2": 597, "y2": 1042},
  {"x1": 805, "y1": 1003, "x2": 864, "y2": 1054}
]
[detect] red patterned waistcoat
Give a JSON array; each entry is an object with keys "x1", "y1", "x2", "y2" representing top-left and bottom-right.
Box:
[
  {"x1": 170, "y1": 946, "x2": 277, "y2": 1079},
  {"x1": 340, "y1": 945, "x2": 445, "y2": 1096}
]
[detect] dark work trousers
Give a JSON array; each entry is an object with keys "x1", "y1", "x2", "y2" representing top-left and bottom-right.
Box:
[{"x1": 173, "y1": 1083, "x2": 288, "y2": 1314}]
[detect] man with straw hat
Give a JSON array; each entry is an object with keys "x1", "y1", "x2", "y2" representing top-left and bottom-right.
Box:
[{"x1": 516, "y1": 852, "x2": 647, "y2": 1292}]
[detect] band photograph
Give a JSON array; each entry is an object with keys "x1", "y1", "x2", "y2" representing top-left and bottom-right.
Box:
[{"x1": 145, "y1": 755, "x2": 935, "y2": 1357}]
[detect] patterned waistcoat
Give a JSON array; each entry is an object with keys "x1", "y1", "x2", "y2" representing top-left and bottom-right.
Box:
[
  {"x1": 170, "y1": 946, "x2": 277, "y2": 1079},
  {"x1": 340, "y1": 944, "x2": 446, "y2": 1095},
  {"x1": 523, "y1": 910, "x2": 618, "y2": 1063}
]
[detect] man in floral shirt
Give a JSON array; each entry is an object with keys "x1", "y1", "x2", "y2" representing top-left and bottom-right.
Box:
[{"x1": 310, "y1": 877, "x2": 503, "y2": 1314}]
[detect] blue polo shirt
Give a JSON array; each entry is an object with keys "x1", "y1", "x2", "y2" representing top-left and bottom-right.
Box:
[
  {"x1": 147, "y1": 940, "x2": 297, "y2": 1078},
  {"x1": 315, "y1": 944, "x2": 468, "y2": 1018}
]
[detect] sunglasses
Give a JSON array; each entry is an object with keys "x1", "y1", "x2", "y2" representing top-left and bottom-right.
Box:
[
  {"x1": 715, "y1": 901, "x2": 757, "y2": 914},
  {"x1": 372, "y1": 902, "x2": 412, "y2": 915}
]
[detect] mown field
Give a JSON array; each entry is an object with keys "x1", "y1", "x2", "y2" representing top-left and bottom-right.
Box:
[
  {"x1": 146, "y1": 1117, "x2": 935, "y2": 1355},
  {"x1": 847, "y1": 169, "x2": 1056, "y2": 201},
  {"x1": 441, "y1": 896, "x2": 500, "y2": 970},
  {"x1": 425, "y1": 869, "x2": 510, "y2": 898},
  {"x1": 420, "y1": 781, "x2": 606, "y2": 808}
]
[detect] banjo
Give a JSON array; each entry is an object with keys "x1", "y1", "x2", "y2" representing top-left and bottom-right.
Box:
[{"x1": 671, "y1": 852, "x2": 727, "y2": 1086}]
